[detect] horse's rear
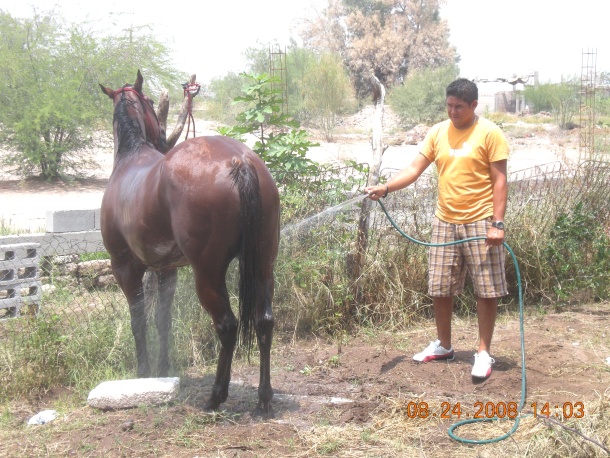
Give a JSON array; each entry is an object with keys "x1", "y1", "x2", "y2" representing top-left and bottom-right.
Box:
[
  {"x1": 100, "y1": 74, "x2": 280, "y2": 412},
  {"x1": 162, "y1": 135, "x2": 280, "y2": 410}
]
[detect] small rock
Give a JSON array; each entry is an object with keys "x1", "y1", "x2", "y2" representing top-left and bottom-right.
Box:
[
  {"x1": 28, "y1": 410, "x2": 57, "y2": 426},
  {"x1": 120, "y1": 419, "x2": 135, "y2": 431}
]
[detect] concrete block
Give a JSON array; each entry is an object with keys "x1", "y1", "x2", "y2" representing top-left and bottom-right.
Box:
[
  {"x1": 0, "y1": 232, "x2": 105, "y2": 257},
  {"x1": 87, "y1": 377, "x2": 180, "y2": 409},
  {"x1": 0, "y1": 243, "x2": 41, "y2": 318},
  {"x1": 0, "y1": 243, "x2": 40, "y2": 264},
  {"x1": 46, "y1": 210, "x2": 96, "y2": 233}
]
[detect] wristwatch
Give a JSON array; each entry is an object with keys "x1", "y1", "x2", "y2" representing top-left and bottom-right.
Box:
[{"x1": 492, "y1": 221, "x2": 505, "y2": 231}]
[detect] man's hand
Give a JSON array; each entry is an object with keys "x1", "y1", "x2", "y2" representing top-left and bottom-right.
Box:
[
  {"x1": 364, "y1": 185, "x2": 388, "y2": 201},
  {"x1": 485, "y1": 226, "x2": 505, "y2": 246}
]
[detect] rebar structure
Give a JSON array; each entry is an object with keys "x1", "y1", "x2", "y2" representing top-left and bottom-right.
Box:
[
  {"x1": 579, "y1": 48, "x2": 597, "y2": 160},
  {"x1": 269, "y1": 45, "x2": 288, "y2": 115}
]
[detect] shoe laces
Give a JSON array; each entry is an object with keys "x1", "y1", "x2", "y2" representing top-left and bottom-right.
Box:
[{"x1": 475, "y1": 352, "x2": 495, "y2": 364}]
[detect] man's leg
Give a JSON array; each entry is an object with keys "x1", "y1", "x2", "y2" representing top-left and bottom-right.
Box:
[
  {"x1": 434, "y1": 296, "x2": 454, "y2": 350},
  {"x1": 476, "y1": 296, "x2": 498, "y2": 353},
  {"x1": 413, "y1": 295, "x2": 455, "y2": 362}
]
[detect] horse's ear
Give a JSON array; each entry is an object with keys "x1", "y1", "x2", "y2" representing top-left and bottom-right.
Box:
[
  {"x1": 135, "y1": 70, "x2": 143, "y2": 93},
  {"x1": 100, "y1": 84, "x2": 115, "y2": 99}
]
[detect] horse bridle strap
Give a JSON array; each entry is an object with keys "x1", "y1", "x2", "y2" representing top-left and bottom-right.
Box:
[
  {"x1": 112, "y1": 86, "x2": 143, "y2": 99},
  {"x1": 182, "y1": 82, "x2": 201, "y2": 139}
]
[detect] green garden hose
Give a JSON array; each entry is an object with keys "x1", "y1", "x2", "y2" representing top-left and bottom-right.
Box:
[{"x1": 376, "y1": 198, "x2": 526, "y2": 444}]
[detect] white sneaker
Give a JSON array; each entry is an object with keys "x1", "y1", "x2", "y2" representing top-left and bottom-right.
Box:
[
  {"x1": 471, "y1": 350, "x2": 495, "y2": 379},
  {"x1": 413, "y1": 339, "x2": 454, "y2": 362}
]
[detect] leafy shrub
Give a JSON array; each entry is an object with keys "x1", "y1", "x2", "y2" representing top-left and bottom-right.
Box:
[
  {"x1": 218, "y1": 73, "x2": 319, "y2": 175},
  {"x1": 544, "y1": 201, "x2": 610, "y2": 303},
  {"x1": 523, "y1": 80, "x2": 579, "y2": 129}
]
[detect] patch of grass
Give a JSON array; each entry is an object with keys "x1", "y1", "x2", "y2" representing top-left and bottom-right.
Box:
[
  {"x1": 300, "y1": 365, "x2": 313, "y2": 376},
  {"x1": 0, "y1": 408, "x2": 12, "y2": 427},
  {"x1": 79, "y1": 251, "x2": 110, "y2": 262},
  {"x1": 0, "y1": 286, "x2": 136, "y2": 399},
  {"x1": 326, "y1": 355, "x2": 341, "y2": 368},
  {"x1": 486, "y1": 111, "x2": 519, "y2": 126},
  {"x1": 0, "y1": 215, "x2": 46, "y2": 235},
  {"x1": 317, "y1": 438, "x2": 343, "y2": 454}
]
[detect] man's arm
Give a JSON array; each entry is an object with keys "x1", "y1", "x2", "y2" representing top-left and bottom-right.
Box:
[
  {"x1": 487, "y1": 159, "x2": 508, "y2": 246},
  {"x1": 365, "y1": 153, "x2": 432, "y2": 200}
]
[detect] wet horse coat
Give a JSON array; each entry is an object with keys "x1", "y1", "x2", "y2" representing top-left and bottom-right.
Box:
[{"x1": 100, "y1": 72, "x2": 280, "y2": 411}]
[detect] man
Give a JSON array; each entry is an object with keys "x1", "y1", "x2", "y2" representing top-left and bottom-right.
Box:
[{"x1": 365, "y1": 78, "x2": 509, "y2": 380}]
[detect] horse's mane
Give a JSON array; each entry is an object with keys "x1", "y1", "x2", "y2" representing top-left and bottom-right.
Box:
[{"x1": 114, "y1": 92, "x2": 147, "y2": 159}]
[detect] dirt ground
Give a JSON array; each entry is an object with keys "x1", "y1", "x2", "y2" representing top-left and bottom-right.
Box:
[
  {"x1": 4, "y1": 303, "x2": 610, "y2": 457},
  {"x1": 2, "y1": 113, "x2": 608, "y2": 456}
]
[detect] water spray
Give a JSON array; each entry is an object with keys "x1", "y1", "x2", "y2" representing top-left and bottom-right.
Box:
[{"x1": 281, "y1": 194, "x2": 368, "y2": 236}]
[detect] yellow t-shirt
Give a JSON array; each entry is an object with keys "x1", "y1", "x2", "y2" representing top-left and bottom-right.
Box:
[{"x1": 420, "y1": 117, "x2": 509, "y2": 224}]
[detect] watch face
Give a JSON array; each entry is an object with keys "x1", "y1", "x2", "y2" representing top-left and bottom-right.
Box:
[{"x1": 494, "y1": 221, "x2": 505, "y2": 230}]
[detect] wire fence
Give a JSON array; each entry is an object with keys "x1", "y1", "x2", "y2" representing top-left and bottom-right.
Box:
[{"x1": 1, "y1": 160, "x2": 609, "y2": 362}]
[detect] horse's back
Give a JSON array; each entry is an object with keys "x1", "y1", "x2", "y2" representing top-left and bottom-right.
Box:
[
  {"x1": 165, "y1": 136, "x2": 272, "y2": 180},
  {"x1": 163, "y1": 135, "x2": 278, "y2": 208},
  {"x1": 160, "y1": 135, "x2": 280, "y2": 264}
]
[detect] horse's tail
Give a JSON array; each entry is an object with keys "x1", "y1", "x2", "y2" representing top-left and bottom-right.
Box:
[{"x1": 230, "y1": 157, "x2": 263, "y2": 351}]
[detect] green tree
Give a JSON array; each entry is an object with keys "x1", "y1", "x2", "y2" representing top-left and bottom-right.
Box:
[
  {"x1": 243, "y1": 42, "x2": 272, "y2": 76},
  {"x1": 203, "y1": 41, "x2": 289, "y2": 126},
  {"x1": 0, "y1": 10, "x2": 183, "y2": 180},
  {"x1": 218, "y1": 73, "x2": 319, "y2": 175},
  {"x1": 203, "y1": 72, "x2": 248, "y2": 125},
  {"x1": 524, "y1": 79, "x2": 580, "y2": 129},
  {"x1": 284, "y1": 45, "x2": 320, "y2": 123},
  {"x1": 388, "y1": 65, "x2": 458, "y2": 128},
  {"x1": 303, "y1": 52, "x2": 355, "y2": 141},
  {"x1": 242, "y1": 41, "x2": 320, "y2": 123},
  {"x1": 523, "y1": 83, "x2": 555, "y2": 113}
]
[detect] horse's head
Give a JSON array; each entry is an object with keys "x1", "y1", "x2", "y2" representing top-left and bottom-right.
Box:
[{"x1": 100, "y1": 70, "x2": 167, "y2": 154}]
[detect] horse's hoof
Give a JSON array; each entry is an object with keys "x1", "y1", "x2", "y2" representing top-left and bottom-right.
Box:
[
  {"x1": 203, "y1": 398, "x2": 221, "y2": 412},
  {"x1": 256, "y1": 400, "x2": 272, "y2": 414}
]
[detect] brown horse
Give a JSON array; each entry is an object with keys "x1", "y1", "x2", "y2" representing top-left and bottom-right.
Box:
[{"x1": 99, "y1": 71, "x2": 280, "y2": 411}]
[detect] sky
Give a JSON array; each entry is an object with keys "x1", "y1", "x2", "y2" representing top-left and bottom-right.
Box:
[{"x1": 2, "y1": 0, "x2": 610, "y2": 87}]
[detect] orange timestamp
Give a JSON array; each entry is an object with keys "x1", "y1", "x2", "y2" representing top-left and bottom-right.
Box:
[
  {"x1": 530, "y1": 401, "x2": 585, "y2": 419},
  {"x1": 402, "y1": 401, "x2": 520, "y2": 420}
]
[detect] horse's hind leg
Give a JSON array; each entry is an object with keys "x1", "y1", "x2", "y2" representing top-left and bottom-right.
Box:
[
  {"x1": 155, "y1": 268, "x2": 177, "y2": 377},
  {"x1": 256, "y1": 276, "x2": 275, "y2": 412},
  {"x1": 193, "y1": 267, "x2": 238, "y2": 410}
]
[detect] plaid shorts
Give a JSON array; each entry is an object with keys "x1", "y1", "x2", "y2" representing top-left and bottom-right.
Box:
[{"x1": 428, "y1": 217, "x2": 508, "y2": 298}]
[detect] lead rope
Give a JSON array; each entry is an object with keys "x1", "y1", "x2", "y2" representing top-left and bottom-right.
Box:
[
  {"x1": 375, "y1": 198, "x2": 527, "y2": 444},
  {"x1": 182, "y1": 82, "x2": 201, "y2": 139}
]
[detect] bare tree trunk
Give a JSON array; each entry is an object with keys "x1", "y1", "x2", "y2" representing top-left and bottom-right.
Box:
[
  {"x1": 369, "y1": 76, "x2": 387, "y2": 186},
  {"x1": 348, "y1": 75, "x2": 387, "y2": 316},
  {"x1": 155, "y1": 74, "x2": 197, "y2": 151}
]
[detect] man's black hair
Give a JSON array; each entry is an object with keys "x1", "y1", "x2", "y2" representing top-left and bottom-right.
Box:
[{"x1": 446, "y1": 78, "x2": 478, "y2": 104}]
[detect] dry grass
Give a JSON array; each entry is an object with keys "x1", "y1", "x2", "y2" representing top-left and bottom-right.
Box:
[{"x1": 294, "y1": 390, "x2": 610, "y2": 457}]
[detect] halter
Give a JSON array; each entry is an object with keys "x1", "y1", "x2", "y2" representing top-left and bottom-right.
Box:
[
  {"x1": 112, "y1": 86, "x2": 165, "y2": 151},
  {"x1": 182, "y1": 82, "x2": 201, "y2": 139}
]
